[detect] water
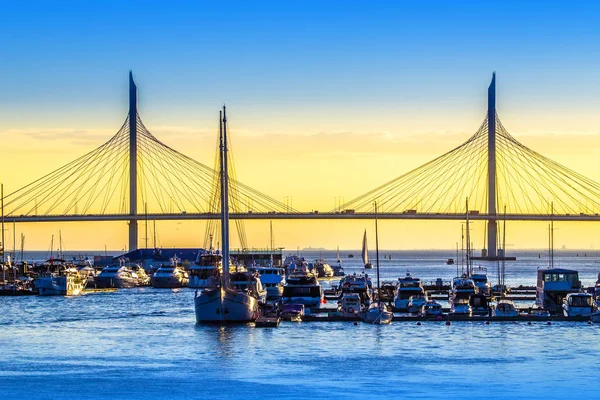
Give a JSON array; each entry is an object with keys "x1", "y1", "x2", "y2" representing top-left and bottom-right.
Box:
[{"x1": 1, "y1": 250, "x2": 599, "y2": 399}]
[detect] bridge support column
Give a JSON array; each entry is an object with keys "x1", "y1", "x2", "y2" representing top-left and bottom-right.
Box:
[
  {"x1": 128, "y1": 71, "x2": 138, "y2": 251},
  {"x1": 487, "y1": 72, "x2": 497, "y2": 258}
]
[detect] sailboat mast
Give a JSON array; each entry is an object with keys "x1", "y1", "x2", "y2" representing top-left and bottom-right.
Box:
[
  {"x1": 220, "y1": 106, "x2": 230, "y2": 283},
  {"x1": 550, "y1": 202, "x2": 554, "y2": 269},
  {"x1": 1, "y1": 183, "x2": 4, "y2": 283},
  {"x1": 269, "y1": 220, "x2": 274, "y2": 266},
  {"x1": 465, "y1": 198, "x2": 471, "y2": 277},
  {"x1": 502, "y1": 205, "x2": 506, "y2": 288},
  {"x1": 374, "y1": 201, "x2": 381, "y2": 307}
]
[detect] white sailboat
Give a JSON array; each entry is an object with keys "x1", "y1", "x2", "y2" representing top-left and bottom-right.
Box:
[
  {"x1": 194, "y1": 106, "x2": 261, "y2": 323},
  {"x1": 362, "y1": 230, "x2": 373, "y2": 269},
  {"x1": 362, "y1": 202, "x2": 393, "y2": 324}
]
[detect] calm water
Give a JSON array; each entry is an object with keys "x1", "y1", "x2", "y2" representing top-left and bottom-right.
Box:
[{"x1": 2, "y1": 250, "x2": 599, "y2": 399}]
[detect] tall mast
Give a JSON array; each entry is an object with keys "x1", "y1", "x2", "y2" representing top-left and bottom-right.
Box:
[
  {"x1": 220, "y1": 107, "x2": 230, "y2": 283},
  {"x1": 1, "y1": 184, "x2": 4, "y2": 283},
  {"x1": 269, "y1": 220, "x2": 274, "y2": 266},
  {"x1": 465, "y1": 198, "x2": 471, "y2": 277},
  {"x1": 374, "y1": 201, "x2": 381, "y2": 307},
  {"x1": 550, "y1": 201, "x2": 554, "y2": 269}
]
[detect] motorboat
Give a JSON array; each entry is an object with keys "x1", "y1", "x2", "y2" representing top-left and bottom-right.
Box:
[
  {"x1": 363, "y1": 302, "x2": 393, "y2": 324},
  {"x1": 562, "y1": 292, "x2": 595, "y2": 317},
  {"x1": 536, "y1": 268, "x2": 582, "y2": 313},
  {"x1": 313, "y1": 259, "x2": 334, "y2": 278},
  {"x1": 95, "y1": 264, "x2": 140, "y2": 288},
  {"x1": 282, "y1": 269, "x2": 324, "y2": 307},
  {"x1": 337, "y1": 292, "x2": 362, "y2": 318},
  {"x1": 33, "y1": 260, "x2": 87, "y2": 296},
  {"x1": 449, "y1": 275, "x2": 477, "y2": 315},
  {"x1": 339, "y1": 273, "x2": 373, "y2": 306},
  {"x1": 333, "y1": 247, "x2": 345, "y2": 277},
  {"x1": 151, "y1": 256, "x2": 189, "y2": 288},
  {"x1": 422, "y1": 300, "x2": 442, "y2": 316},
  {"x1": 493, "y1": 299, "x2": 519, "y2": 317},
  {"x1": 130, "y1": 264, "x2": 151, "y2": 286},
  {"x1": 281, "y1": 304, "x2": 304, "y2": 322},
  {"x1": 446, "y1": 258, "x2": 455, "y2": 265},
  {"x1": 76, "y1": 265, "x2": 96, "y2": 287},
  {"x1": 469, "y1": 293, "x2": 491, "y2": 315},
  {"x1": 450, "y1": 297, "x2": 472, "y2": 316},
  {"x1": 194, "y1": 107, "x2": 261, "y2": 323},
  {"x1": 393, "y1": 271, "x2": 425, "y2": 311},
  {"x1": 470, "y1": 266, "x2": 491, "y2": 296},
  {"x1": 250, "y1": 265, "x2": 286, "y2": 299},
  {"x1": 407, "y1": 294, "x2": 428, "y2": 314}
]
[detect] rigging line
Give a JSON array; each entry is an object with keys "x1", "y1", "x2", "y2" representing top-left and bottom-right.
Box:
[
  {"x1": 338, "y1": 117, "x2": 488, "y2": 212},
  {"x1": 4, "y1": 117, "x2": 130, "y2": 202},
  {"x1": 75, "y1": 149, "x2": 131, "y2": 215},
  {"x1": 22, "y1": 136, "x2": 130, "y2": 216},
  {"x1": 501, "y1": 132, "x2": 585, "y2": 214},
  {"x1": 144, "y1": 137, "x2": 220, "y2": 209},
  {"x1": 5, "y1": 131, "x2": 129, "y2": 214},
  {"x1": 140, "y1": 134, "x2": 213, "y2": 211},
  {"x1": 429, "y1": 131, "x2": 489, "y2": 214},
  {"x1": 423, "y1": 134, "x2": 490, "y2": 213}
]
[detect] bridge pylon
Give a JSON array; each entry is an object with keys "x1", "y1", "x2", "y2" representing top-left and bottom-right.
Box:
[
  {"x1": 128, "y1": 71, "x2": 138, "y2": 251},
  {"x1": 486, "y1": 72, "x2": 498, "y2": 259}
]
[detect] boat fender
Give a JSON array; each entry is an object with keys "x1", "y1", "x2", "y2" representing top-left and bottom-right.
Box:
[{"x1": 347, "y1": 307, "x2": 354, "y2": 314}]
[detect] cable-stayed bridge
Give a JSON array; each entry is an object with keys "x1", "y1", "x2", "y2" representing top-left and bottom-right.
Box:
[{"x1": 3, "y1": 72, "x2": 600, "y2": 256}]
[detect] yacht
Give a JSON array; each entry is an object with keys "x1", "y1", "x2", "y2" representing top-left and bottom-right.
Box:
[
  {"x1": 493, "y1": 299, "x2": 519, "y2": 317},
  {"x1": 393, "y1": 271, "x2": 425, "y2": 311},
  {"x1": 470, "y1": 266, "x2": 491, "y2": 296},
  {"x1": 151, "y1": 257, "x2": 189, "y2": 288},
  {"x1": 95, "y1": 264, "x2": 140, "y2": 288},
  {"x1": 339, "y1": 273, "x2": 374, "y2": 306},
  {"x1": 536, "y1": 268, "x2": 582, "y2": 313},
  {"x1": 34, "y1": 260, "x2": 87, "y2": 296},
  {"x1": 194, "y1": 106, "x2": 261, "y2": 323},
  {"x1": 337, "y1": 292, "x2": 362, "y2": 318},
  {"x1": 449, "y1": 275, "x2": 477, "y2": 315},
  {"x1": 249, "y1": 264, "x2": 286, "y2": 299},
  {"x1": 562, "y1": 293, "x2": 595, "y2": 317},
  {"x1": 188, "y1": 252, "x2": 221, "y2": 289},
  {"x1": 282, "y1": 269, "x2": 324, "y2": 307},
  {"x1": 313, "y1": 259, "x2": 334, "y2": 278}
]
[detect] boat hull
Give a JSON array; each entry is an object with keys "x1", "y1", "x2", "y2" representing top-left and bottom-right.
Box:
[
  {"x1": 35, "y1": 276, "x2": 86, "y2": 296},
  {"x1": 195, "y1": 287, "x2": 259, "y2": 323},
  {"x1": 95, "y1": 275, "x2": 138, "y2": 289},
  {"x1": 363, "y1": 308, "x2": 393, "y2": 324},
  {"x1": 151, "y1": 276, "x2": 189, "y2": 288}
]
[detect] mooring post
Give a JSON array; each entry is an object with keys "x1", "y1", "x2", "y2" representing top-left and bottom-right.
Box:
[
  {"x1": 128, "y1": 71, "x2": 138, "y2": 251},
  {"x1": 487, "y1": 72, "x2": 498, "y2": 259}
]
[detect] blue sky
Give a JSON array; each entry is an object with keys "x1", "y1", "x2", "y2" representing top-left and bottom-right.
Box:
[
  {"x1": 2, "y1": 1, "x2": 600, "y2": 250},
  {"x1": 1, "y1": 1, "x2": 599, "y2": 130}
]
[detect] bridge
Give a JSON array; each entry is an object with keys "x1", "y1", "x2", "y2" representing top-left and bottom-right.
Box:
[{"x1": 2, "y1": 72, "x2": 600, "y2": 257}]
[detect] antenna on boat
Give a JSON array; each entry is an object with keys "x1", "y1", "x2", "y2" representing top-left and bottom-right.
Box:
[{"x1": 374, "y1": 201, "x2": 381, "y2": 308}]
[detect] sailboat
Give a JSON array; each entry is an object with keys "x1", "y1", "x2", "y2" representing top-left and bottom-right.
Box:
[
  {"x1": 194, "y1": 106, "x2": 261, "y2": 323},
  {"x1": 362, "y1": 202, "x2": 393, "y2": 324},
  {"x1": 333, "y1": 246, "x2": 345, "y2": 277},
  {"x1": 362, "y1": 230, "x2": 373, "y2": 269}
]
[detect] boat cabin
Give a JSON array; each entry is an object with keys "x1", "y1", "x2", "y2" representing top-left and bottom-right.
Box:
[{"x1": 536, "y1": 268, "x2": 581, "y2": 312}]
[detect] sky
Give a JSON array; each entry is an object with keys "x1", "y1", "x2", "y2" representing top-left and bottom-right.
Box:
[{"x1": 1, "y1": 1, "x2": 600, "y2": 252}]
